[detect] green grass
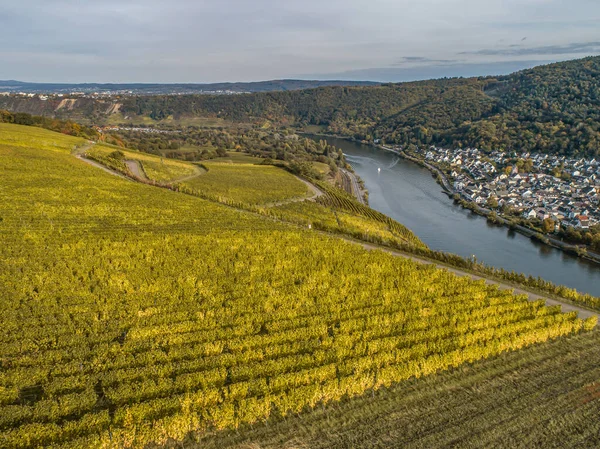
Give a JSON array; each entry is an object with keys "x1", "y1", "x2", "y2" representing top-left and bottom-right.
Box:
[
  {"x1": 182, "y1": 161, "x2": 311, "y2": 205},
  {"x1": 217, "y1": 151, "x2": 265, "y2": 164},
  {"x1": 0, "y1": 123, "x2": 594, "y2": 449},
  {"x1": 176, "y1": 145, "x2": 214, "y2": 154},
  {"x1": 103, "y1": 114, "x2": 230, "y2": 128},
  {"x1": 312, "y1": 161, "x2": 331, "y2": 175}
]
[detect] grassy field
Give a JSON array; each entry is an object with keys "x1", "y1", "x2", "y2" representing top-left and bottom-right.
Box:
[
  {"x1": 182, "y1": 161, "x2": 311, "y2": 205},
  {"x1": 217, "y1": 151, "x2": 265, "y2": 164},
  {"x1": 84, "y1": 141, "x2": 426, "y2": 247},
  {"x1": 312, "y1": 161, "x2": 331, "y2": 175},
  {"x1": 0, "y1": 123, "x2": 596, "y2": 448},
  {"x1": 192, "y1": 330, "x2": 600, "y2": 449}
]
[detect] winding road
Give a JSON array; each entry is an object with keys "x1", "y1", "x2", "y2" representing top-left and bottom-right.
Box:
[{"x1": 125, "y1": 160, "x2": 147, "y2": 180}]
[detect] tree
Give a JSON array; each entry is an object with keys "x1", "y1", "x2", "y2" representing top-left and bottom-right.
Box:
[
  {"x1": 542, "y1": 218, "x2": 556, "y2": 234},
  {"x1": 486, "y1": 197, "x2": 498, "y2": 209},
  {"x1": 108, "y1": 150, "x2": 125, "y2": 161}
]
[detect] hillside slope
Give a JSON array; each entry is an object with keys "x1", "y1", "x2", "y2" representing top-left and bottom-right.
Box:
[
  {"x1": 2, "y1": 56, "x2": 598, "y2": 155},
  {"x1": 0, "y1": 123, "x2": 591, "y2": 448}
]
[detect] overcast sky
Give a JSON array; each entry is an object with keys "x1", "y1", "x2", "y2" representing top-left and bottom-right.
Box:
[{"x1": 1, "y1": 0, "x2": 599, "y2": 83}]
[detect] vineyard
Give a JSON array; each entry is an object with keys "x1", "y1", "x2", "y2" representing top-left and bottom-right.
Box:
[
  {"x1": 181, "y1": 161, "x2": 310, "y2": 205},
  {"x1": 0, "y1": 123, "x2": 596, "y2": 448},
  {"x1": 194, "y1": 330, "x2": 600, "y2": 448},
  {"x1": 263, "y1": 200, "x2": 426, "y2": 249},
  {"x1": 84, "y1": 145, "x2": 199, "y2": 183},
  {"x1": 315, "y1": 181, "x2": 424, "y2": 247}
]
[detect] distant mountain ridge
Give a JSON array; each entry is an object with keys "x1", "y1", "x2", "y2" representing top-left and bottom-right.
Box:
[
  {"x1": 0, "y1": 79, "x2": 379, "y2": 94},
  {"x1": 1, "y1": 56, "x2": 599, "y2": 156}
]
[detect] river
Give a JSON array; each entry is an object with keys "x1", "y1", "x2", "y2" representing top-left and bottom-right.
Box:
[{"x1": 310, "y1": 135, "x2": 600, "y2": 297}]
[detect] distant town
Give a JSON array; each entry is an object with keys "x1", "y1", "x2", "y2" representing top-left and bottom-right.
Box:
[
  {"x1": 411, "y1": 146, "x2": 599, "y2": 231},
  {"x1": 0, "y1": 90, "x2": 246, "y2": 98}
]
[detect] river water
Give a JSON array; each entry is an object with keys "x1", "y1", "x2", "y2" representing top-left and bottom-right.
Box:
[{"x1": 310, "y1": 135, "x2": 600, "y2": 297}]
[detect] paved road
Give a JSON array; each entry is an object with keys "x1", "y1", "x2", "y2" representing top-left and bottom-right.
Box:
[{"x1": 342, "y1": 168, "x2": 366, "y2": 204}]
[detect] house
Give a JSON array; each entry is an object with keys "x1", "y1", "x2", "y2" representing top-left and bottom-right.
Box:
[
  {"x1": 574, "y1": 215, "x2": 590, "y2": 229},
  {"x1": 453, "y1": 181, "x2": 465, "y2": 191},
  {"x1": 523, "y1": 209, "x2": 537, "y2": 219},
  {"x1": 582, "y1": 186, "x2": 597, "y2": 198},
  {"x1": 474, "y1": 195, "x2": 487, "y2": 205},
  {"x1": 536, "y1": 209, "x2": 550, "y2": 221}
]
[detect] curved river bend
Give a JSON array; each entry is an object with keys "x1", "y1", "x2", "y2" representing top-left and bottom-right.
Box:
[{"x1": 310, "y1": 135, "x2": 600, "y2": 297}]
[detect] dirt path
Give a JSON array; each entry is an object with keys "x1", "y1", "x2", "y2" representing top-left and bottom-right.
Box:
[
  {"x1": 72, "y1": 141, "x2": 95, "y2": 156},
  {"x1": 125, "y1": 160, "x2": 147, "y2": 180},
  {"x1": 73, "y1": 142, "x2": 131, "y2": 181},
  {"x1": 75, "y1": 155, "x2": 131, "y2": 181},
  {"x1": 171, "y1": 165, "x2": 206, "y2": 183}
]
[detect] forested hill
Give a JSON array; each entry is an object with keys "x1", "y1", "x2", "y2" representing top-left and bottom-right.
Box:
[
  {"x1": 1, "y1": 56, "x2": 599, "y2": 156},
  {"x1": 468, "y1": 56, "x2": 600, "y2": 155}
]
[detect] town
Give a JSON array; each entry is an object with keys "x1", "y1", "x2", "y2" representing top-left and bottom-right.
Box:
[{"x1": 416, "y1": 146, "x2": 600, "y2": 231}]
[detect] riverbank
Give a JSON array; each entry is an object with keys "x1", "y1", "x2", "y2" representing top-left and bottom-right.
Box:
[
  {"x1": 382, "y1": 146, "x2": 600, "y2": 265},
  {"x1": 340, "y1": 168, "x2": 368, "y2": 204},
  {"x1": 299, "y1": 131, "x2": 370, "y2": 204},
  {"x1": 302, "y1": 131, "x2": 600, "y2": 264}
]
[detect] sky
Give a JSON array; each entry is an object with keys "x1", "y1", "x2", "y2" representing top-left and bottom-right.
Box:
[{"x1": 1, "y1": 0, "x2": 599, "y2": 83}]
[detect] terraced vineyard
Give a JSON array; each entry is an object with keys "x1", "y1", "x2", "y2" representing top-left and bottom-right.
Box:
[
  {"x1": 0, "y1": 123, "x2": 595, "y2": 448},
  {"x1": 181, "y1": 161, "x2": 310, "y2": 205},
  {"x1": 263, "y1": 200, "x2": 427, "y2": 249},
  {"x1": 194, "y1": 330, "x2": 600, "y2": 449},
  {"x1": 315, "y1": 181, "x2": 424, "y2": 246}
]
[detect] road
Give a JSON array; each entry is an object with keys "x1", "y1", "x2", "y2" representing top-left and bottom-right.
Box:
[
  {"x1": 75, "y1": 155, "x2": 131, "y2": 181},
  {"x1": 125, "y1": 160, "x2": 146, "y2": 180},
  {"x1": 342, "y1": 168, "x2": 366, "y2": 204}
]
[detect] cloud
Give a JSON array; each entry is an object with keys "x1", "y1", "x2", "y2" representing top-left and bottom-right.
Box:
[
  {"x1": 1, "y1": 0, "x2": 600, "y2": 82},
  {"x1": 460, "y1": 41, "x2": 600, "y2": 56},
  {"x1": 302, "y1": 60, "x2": 555, "y2": 82},
  {"x1": 393, "y1": 57, "x2": 461, "y2": 66}
]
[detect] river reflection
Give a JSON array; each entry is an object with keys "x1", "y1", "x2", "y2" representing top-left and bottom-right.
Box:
[{"x1": 308, "y1": 135, "x2": 600, "y2": 296}]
